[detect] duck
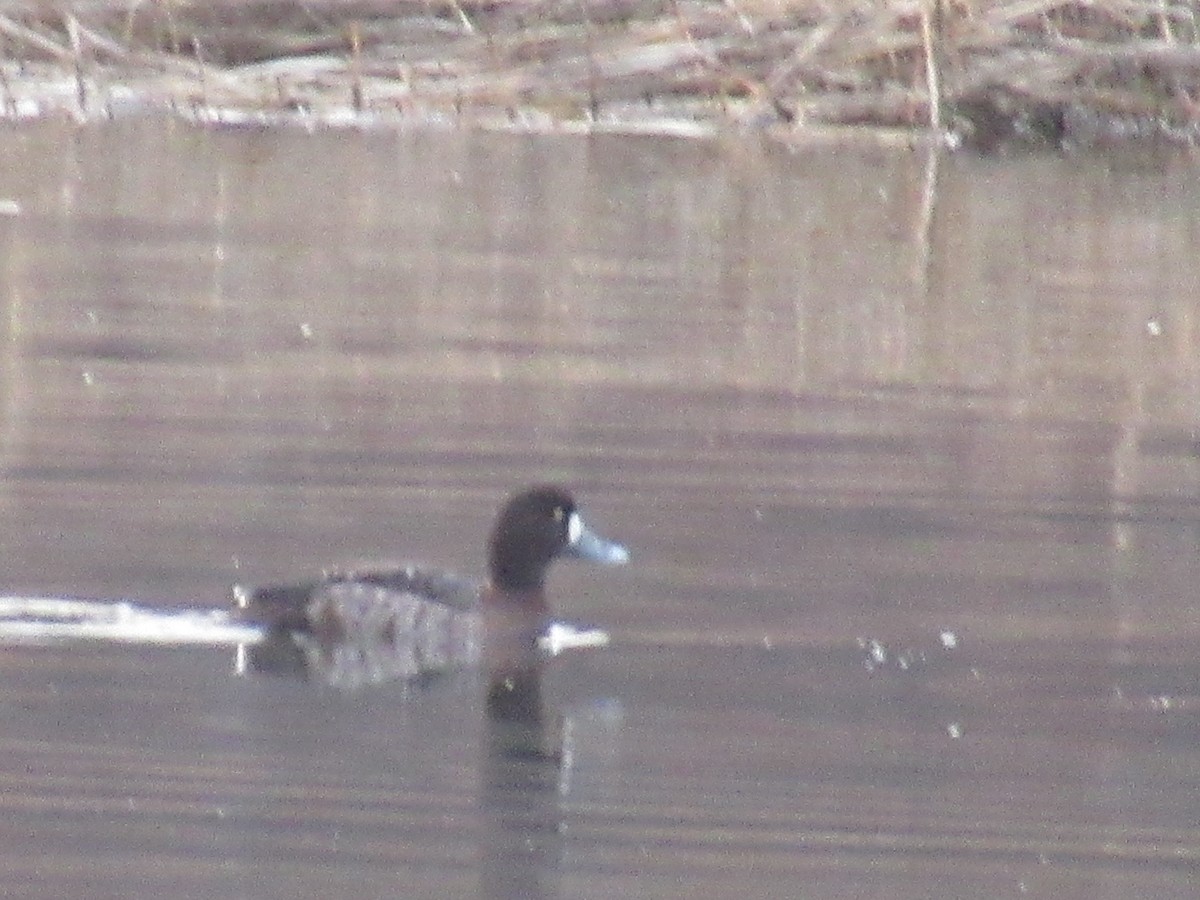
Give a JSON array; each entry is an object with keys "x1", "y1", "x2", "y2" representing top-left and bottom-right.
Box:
[{"x1": 232, "y1": 485, "x2": 629, "y2": 686}]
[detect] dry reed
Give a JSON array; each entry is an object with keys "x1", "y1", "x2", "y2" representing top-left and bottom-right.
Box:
[{"x1": 0, "y1": 0, "x2": 1198, "y2": 147}]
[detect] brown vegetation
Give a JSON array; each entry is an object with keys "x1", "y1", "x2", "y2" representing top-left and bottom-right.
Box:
[{"x1": 2, "y1": 1, "x2": 1199, "y2": 148}]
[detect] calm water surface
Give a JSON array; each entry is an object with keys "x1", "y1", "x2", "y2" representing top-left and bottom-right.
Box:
[{"x1": 0, "y1": 123, "x2": 1199, "y2": 898}]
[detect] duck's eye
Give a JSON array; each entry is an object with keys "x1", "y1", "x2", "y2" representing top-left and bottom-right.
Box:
[{"x1": 566, "y1": 511, "x2": 582, "y2": 546}]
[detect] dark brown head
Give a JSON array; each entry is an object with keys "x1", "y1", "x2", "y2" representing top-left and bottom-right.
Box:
[{"x1": 486, "y1": 485, "x2": 629, "y2": 593}]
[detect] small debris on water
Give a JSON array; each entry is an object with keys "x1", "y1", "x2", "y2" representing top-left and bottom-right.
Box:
[
  {"x1": 858, "y1": 637, "x2": 888, "y2": 670},
  {"x1": 1150, "y1": 695, "x2": 1176, "y2": 712},
  {"x1": 860, "y1": 630, "x2": 960, "y2": 674},
  {"x1": 1146, "y1": 318, "x2": 1163, "y2": 336},
  {"x1": 946, "y1": 722, "x2": 964, "y2": 739},
  {"x1": 0, "y1": 199, "x2": 19, "y2": 216}
]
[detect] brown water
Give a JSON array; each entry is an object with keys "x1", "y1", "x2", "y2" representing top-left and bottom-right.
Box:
[{"x1": 0, "y1": 122, "x2": 1199, "y2": 898}]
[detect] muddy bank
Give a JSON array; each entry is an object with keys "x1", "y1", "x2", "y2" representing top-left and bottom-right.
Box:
[{"x1": 2, "y1": 1, "x2": 1199, "y2": 150}]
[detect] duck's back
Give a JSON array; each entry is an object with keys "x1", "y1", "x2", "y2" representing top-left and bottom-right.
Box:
[{"x1": 235, "y1": 564, "x2": 483, "y2": 686}]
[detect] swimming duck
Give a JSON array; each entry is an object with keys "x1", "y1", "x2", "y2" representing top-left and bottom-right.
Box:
[{"x1": 233, "y1": 485, "x2": 628, "y2": 686}]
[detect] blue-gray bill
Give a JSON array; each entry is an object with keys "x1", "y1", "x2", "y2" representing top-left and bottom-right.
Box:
[{"x1": 565, "y1": 513, "x2": 630, "y2": 566}]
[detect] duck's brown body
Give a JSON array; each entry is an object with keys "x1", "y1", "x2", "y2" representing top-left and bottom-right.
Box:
[{"x1": 233, "y1": 486, "x2": 627, "y2": 686}]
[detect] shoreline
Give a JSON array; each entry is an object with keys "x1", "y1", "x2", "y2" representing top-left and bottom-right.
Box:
[{"x1": 3, "y1": 1, "x2": 1200, "y2": 151}]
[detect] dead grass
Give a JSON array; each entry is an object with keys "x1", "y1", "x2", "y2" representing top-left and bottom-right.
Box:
[{"x1": 2, "y1": 1, "x2": 1199, "y2": 148}]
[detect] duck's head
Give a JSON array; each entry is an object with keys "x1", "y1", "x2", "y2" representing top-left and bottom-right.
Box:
[{"x1": 487, "y1": 485, "x2": 629, "y2": 592}]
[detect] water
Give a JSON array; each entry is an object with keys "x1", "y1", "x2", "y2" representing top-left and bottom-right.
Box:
[{"x1": 0, "y1": 121, "x2": 1198, "y2": 898}]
